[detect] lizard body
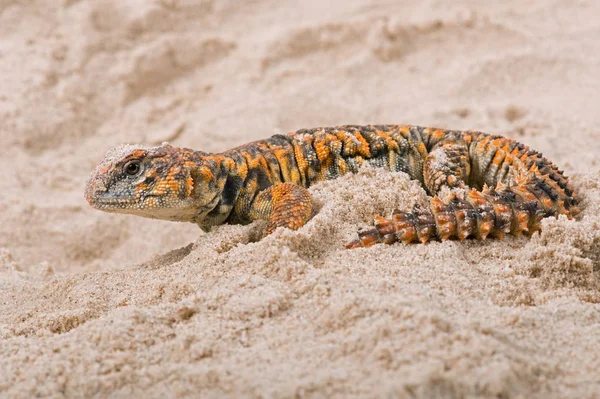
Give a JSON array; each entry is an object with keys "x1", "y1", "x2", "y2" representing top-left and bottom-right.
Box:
[{"x1": 85, "y1": 125, "x2": 579, "y2": 248}]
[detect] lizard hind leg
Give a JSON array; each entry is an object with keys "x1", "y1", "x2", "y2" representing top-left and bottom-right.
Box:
[
  {"x1": 248, "y1": 182, "x2": 313, "y2": 235},
  {"x1": 346, "y1": 141, "x2": 475, "y2": 248}
]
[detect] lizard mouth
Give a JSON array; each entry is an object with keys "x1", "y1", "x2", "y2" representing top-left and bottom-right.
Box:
[
  {"x1": 86, "y1": 195, "x2": 137, "y2": 210},
  {"x1": 84, "y1": 174, "x2": 140, "y2": 210}
]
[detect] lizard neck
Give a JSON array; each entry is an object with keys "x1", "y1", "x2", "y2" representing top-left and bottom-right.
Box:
[{"x1": 191, "y1": 152, "x2": 245, "y2": 229}]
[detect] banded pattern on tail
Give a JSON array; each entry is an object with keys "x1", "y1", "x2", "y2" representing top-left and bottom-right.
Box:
[{"x1": 345, "y1": 129, "x2": 579, "y2": 248}]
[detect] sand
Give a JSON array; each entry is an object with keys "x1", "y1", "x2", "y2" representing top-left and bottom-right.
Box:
[{"x1": 1, "y1": 1, "x2": 599, "y2": 398}]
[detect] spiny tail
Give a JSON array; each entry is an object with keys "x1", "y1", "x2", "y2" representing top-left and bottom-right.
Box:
[{"x1": 345, "y1": 176, "x2": 579, "y2": 249}]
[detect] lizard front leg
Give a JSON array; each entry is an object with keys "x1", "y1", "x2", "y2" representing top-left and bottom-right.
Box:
[{"x1": 248, "y1": 182, "x2": 313, "y2": 234}]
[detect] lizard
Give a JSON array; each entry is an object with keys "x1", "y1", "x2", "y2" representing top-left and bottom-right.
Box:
[{"x1": 84, "y1": 125, "x2": 579, "y2": 248}]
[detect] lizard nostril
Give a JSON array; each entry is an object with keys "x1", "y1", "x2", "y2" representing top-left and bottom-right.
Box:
[{"x1": 84, "y1": 173, "x2": 108, "y2": 205}]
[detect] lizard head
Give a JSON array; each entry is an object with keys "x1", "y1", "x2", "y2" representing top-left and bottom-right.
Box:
[{"x1": 85, "y1": 143, "x2": 222, "y2": 223}]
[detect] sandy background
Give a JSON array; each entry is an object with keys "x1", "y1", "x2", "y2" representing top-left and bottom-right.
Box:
[{"x1": 1, "y1": 0, "x2": 599, "y2": 397}]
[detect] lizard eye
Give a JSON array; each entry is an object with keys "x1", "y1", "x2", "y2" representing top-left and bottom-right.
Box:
[{"x1": 124, "y1": 160, "x2": 142, "y2": 176}]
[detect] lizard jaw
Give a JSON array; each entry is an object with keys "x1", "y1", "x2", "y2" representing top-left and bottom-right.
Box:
[
  {"x1": 86, "y1": 195, "x2": 137, "y2": 211},
  {"x1": 84, "y1": 170, "x2": 136, "y2": 210},
  {"x1": 87, "y1": 193, "x2": 202, "y2": 222}
]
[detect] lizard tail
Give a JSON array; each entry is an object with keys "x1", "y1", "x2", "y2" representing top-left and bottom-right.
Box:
[{"x1": 345, "y1": 178, "x2": 578, "y2": 249}]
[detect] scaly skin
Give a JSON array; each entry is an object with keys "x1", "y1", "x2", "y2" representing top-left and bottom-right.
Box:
[{"x1": 84, "y1": 125, "x2": 579, "y2": 248}]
